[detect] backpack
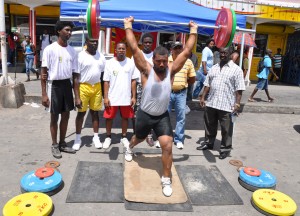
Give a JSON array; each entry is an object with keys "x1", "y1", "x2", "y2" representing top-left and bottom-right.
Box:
[{"x1": 257, "y1": 57, "x2": 266, "y2": 73}]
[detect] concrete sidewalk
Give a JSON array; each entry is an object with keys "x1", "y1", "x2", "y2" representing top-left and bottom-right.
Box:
[{"x1": 6, "y1": 72, "x2": 300, "y2": 114}]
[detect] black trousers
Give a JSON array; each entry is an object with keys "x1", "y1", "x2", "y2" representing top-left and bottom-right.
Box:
[{"x1": 204, "y1": 106, "x2": 233, "y2": 152}]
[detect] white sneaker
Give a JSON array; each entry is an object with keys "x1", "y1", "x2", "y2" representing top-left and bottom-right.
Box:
[
  {"x1": 93, "y1": 136, "x2": 103, "y2": 149},
  {"x1": 155, "y1": 140, "x2": 161, "y2": 148},
  {"x1": 146, "y1": 134, "x2": 154, "y2": 147},
  {"x1": 124, "y1": 146, "x2": 133, "y2": 162},
  {"x1": 72, "y1": 139, "x2": 82, "y2": 151},
  {"x1": 161, "y1": 176, "x2": 172, "y2": 197},
  {"x1": 176, "y1": 142, "x2": 184, "y2": 149},
  {"x1": 120, "y1": 137, "x2": 130, "y2": 148},
  {"x1": 103, "y1": 137, "x2": 111, "y2": 149}
]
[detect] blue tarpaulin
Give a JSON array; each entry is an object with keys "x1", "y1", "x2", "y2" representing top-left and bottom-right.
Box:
[{"x1": 60, "y1": 0, "x2": 246, "y2": 35}]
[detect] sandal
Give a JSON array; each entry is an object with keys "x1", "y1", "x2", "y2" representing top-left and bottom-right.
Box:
[
  {"x1": 59, "y1": 141, "x2": 76, "y2": 154},
  {"x1": 248, "y1": 98, "x2": 255, "y2": 102},
  {"x1": 268, "y1": 98, "x2": 274, "y2": 103}
]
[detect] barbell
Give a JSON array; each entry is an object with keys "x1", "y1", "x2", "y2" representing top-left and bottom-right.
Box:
[{"x1": 60, "y1": 0, "x2": 255, "y2": 48}]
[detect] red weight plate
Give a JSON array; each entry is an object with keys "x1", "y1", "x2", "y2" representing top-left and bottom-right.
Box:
[
  {"x1": 35, "y1": 167, "x2": 55, "y2": 178},
  {"x1": 244, "y1": 167, "x2": 261, "y2": 177},
  {"x1": 214, "y1": 8, "x2": 233, "y2": 48},
  {"x1": 90, "y1": 0, "x2": 100, "y2": 39}
]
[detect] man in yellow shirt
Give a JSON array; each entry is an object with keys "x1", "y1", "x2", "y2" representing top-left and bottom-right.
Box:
[{"x1": 168, "y1": 42, "x2": 196, "y2": 149}]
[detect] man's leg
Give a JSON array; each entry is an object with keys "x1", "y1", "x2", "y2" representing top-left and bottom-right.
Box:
[
  {"x1": 197, "y1": 106, "x2": 218, "y2": 150},
  {"x1": 90, "y1": 110, "x2": 102, "y2": 149},
  {"x1": 50, "y1": 113, "x2": 61, "y2": 159},
  {"x1": 59, "y1": 111, "x2": 70, "y2": 143},
  {"x1": 158, "y1": 135, "x2": 173, "y2": 178},
  {"x1": 173, "y1": 91, "x2": 186, "y2": 149},
  {"x1": 121, "y1": 117, "x2": 128, "y2": 137},
  {"x1": 218, "y1": 110, "x2": 233, "y2": 159},
  {"x1": 73, "y1": 111, "x2": 86, "y2": 150}
]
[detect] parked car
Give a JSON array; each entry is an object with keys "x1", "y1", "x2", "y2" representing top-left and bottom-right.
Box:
[{"x1": 68, "y1": 30, "x2": 88, "y2": 54}]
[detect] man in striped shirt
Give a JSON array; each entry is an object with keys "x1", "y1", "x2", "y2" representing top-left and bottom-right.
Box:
[
  {"x1": 196, "y1": 46, "x2": 245, "y2": 159},
  {"x1": 270, "y1": 48, "x2": 282, "y2": 82},
  {"x1": 168, "y1": 42, "x2": 196, "y2": 149}
]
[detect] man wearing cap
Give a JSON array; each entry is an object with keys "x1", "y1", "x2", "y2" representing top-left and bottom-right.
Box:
[{"x1": 168, "y1": 41, "x2": 195, "y2": 149}]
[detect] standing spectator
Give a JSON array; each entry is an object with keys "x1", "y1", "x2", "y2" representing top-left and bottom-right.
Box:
[
  {"x1": 41, "y1": 21, "x2": 78, "y2": 159},
  {"x1": 270, "y1": 48, "x2": 282, "y2": 82},
  {"x1": 193, "y1": 38, "x2": 214, "y2": 98},
  {"x1": 197, "y1": 47, "x2": 245, "y2": 159},
  {"x1": 187, "y1": 51, "x2": 198, "y2": 101},
  {"x1": 72, "y1": 37, "x2": 106, "y2": 151},
  {"x1": 102, "y1": 42, "x2": 138, "y2": 149},
  {"x1": 40, "y1": 29, "x2": 51, "y2": 64},
  {"x1": 248, "y1": 49, "x2": 279, "y2": 103},
  {"x1": 7, "y1": 32, "x2": 16, "y2": 66},
  {"x1": 242, "y1": 49, "x2": 249, "y2": 78},
  {"x1": 168, "y1": 41, "x2": 195, "y2": 149},
  {"x1": 123, "y1": 16, "x2": 197, "y2": 197},
  {"x1": 23, "y1": 35, "x2": 38, "y2": 81}
]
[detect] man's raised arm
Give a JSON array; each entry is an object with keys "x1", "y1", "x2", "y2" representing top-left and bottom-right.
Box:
[
  {"x1": 124, "y1": 16, "x2": 149, "y2": 75},
  {"x1": 171, "y1": 21, "x2": 198, "y2": 75}
]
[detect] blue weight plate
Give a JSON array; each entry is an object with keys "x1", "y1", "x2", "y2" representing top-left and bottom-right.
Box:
[
  {"x1": 239, "y1": 168, "x2": 276, "y2": 188},
  {"x1": 20, "y1": 170, "x2": 62, "y2": 193}
]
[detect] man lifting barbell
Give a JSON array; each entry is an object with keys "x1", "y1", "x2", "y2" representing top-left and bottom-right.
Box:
[{"x1": 123, "y1": 16, "x2": 198, "y2": 197}]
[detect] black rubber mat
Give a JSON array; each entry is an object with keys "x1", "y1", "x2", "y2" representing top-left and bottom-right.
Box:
[
  {"x1": 176, "y1": 165, "x2": 243, "y2": 206},
  {"x1": 124, "y1": 200, "x2": 193, "y2": 212},
  {"x1": 66, "y1": 161, "x2": 124, "y2": 203}
]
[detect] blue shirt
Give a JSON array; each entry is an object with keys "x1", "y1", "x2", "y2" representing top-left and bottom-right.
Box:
[
  {"x1": 200, "y1": 47, "x2": 214, "y2": 74},
  {"x1": 257, "y1": 55, "x2": 272, "y2": 79}
]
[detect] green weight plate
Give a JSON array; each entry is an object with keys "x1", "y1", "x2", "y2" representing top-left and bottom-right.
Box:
[
  {"x1": 86, "y1": 0, "x2": 93, "y2": 39},
  {"x1": 226, "y1": 8, "x2": 236, "y2": 48}
]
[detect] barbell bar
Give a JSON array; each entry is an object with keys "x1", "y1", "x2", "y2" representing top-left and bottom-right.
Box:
[{"x1": 60, "y1": 0, "x2": 255, "y2": 48}]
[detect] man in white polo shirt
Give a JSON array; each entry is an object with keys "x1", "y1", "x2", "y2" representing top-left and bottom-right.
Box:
[
  {"x1": 72, "y1": 37, "x2": 106, "y2": 151},
  {"x1": 102, "y1": 42, "x2": 138, "y2": 149}
]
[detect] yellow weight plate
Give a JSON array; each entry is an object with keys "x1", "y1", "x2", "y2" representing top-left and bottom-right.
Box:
[
  {"x1": 3, "y1": 192, "x2": 53, "y2": 216},
  {"x1": 252, "y1": 189, "x2": 297, "y2": 215}
]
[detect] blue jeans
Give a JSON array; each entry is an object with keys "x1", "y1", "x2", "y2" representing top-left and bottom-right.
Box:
[
  {"x1": 25, "y1": 57, "x2": 34, "y2": 75},
  {"x1": 168, "y1": 88, "x2": 187, "y2": 144},
  {"x1": 193, "y1": 71, "x2": 206, "y2": 98}
]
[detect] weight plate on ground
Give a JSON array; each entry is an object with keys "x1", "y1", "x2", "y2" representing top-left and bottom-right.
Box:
[
  {"x1": 3, "y1": 192, "x2": 53, "y2": 216},
  {"x1": 226, "y1": 8, "x2": 236, "y2": 48},
  {"x1": 239, "y1": 168, "x2": 276, "y2": 188},
  {"x1": 35, "y1": 167, "x2": 55, "y2": 178},
  {"x1": 238, "y1": 177, "x2": 276, "y2": 192},
  {"x1": 21, "y1": 170, "x2": 62, "y2": 193},
  {"x1": 237, "y1": 166, "x2": 245, "y2": 172},
  {"x1": 87, "y1": 0, "x2": 93, "y2": 39},
  {"x1": 44, "y1": 161, "x2": 60, "y2": 168},
  {"x1": 229, "y1": 159, "x2": 243, "y2": 167},
  {"x1": 244, "y1": 167, "x2": 261, "y2": 177},
  {"x1": 214, "y1": 8, "x2": 233, "y2": 48},
  {"x1": 252, "y1": 189, "x2": 297, "y2": 216},
  {"x1": 90, "y1": 0, "x2": 100, "y2": 39}
]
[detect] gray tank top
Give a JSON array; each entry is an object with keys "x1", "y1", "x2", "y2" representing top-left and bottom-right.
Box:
[{"x1": 140, "y1": 68, "x2": 171, "y2": 116}]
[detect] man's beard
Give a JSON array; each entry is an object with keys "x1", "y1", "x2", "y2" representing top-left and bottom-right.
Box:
[{"x1": 153, "y1": 65, "x2": 167, "y2": 74}]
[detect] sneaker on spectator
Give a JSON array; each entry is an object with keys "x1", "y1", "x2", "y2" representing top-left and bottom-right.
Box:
[
  {"x1": 93, "y1": 136, "x2": 102, "y2": 149},
  {"x1": 51, "y1": 144, "x2": 62, "y2": 159},
  {"x1": 161, "y1": 176, "x2": 172, "y2": 197},
  {"x1": 72, "y1": 138, "x2": 82, "y2": 151},
  {"x1": 176, "y1": 142, "x2": 184, "y2": 149},
  {"x1": 146, "y1": 134, "x2": 154, "y2": 147},
  {"x1": 103, "y1": 137, "x2": 111, "y2": 149},
  {"x1": 155, "y1": 140, "x2": 161, "y2": 148},
  {"x1": 124, "y1": 146, "x2": 133, "y2": 162},
  {"x1": 120, "y1": 137, "x2": 130, "y2": 148}
]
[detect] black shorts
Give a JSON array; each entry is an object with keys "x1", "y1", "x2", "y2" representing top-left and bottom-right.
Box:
[
  {"x1": 135, "y1": 109, "x2": 173, "y2": 140},
  {"x1": 49, "y1": 79, "x2": 74, "y2": 114}
]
